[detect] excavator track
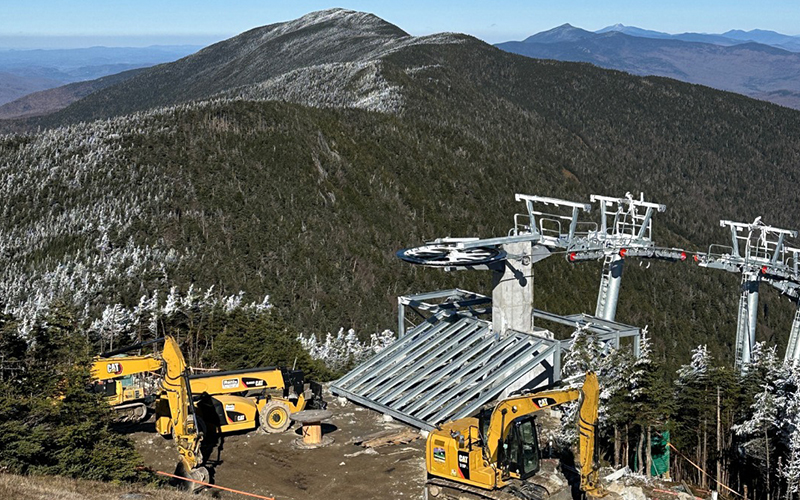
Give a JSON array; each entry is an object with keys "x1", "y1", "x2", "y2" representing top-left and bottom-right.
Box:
[
  {"x1": 112, "y1": 402, "x2": 149, "y2": 423},
  {"x1": 425, "y1": 477, "x2": 556, "y2": 500}
]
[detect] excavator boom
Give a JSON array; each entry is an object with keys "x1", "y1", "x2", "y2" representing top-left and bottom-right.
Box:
[
  {"x1": 578, "y1": 372, "x2": 601, "y2": 494},
  {"x1": 90, "y1": 355, "x2": 164, "y2": 381},
  {"x1": 159, "y1": 336, "x2": 204, "y2": 475}
]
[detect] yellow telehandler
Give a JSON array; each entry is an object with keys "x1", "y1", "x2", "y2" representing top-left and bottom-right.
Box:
[{"x1": 90, "y1": 337, "x2": 324, "y2": 431}]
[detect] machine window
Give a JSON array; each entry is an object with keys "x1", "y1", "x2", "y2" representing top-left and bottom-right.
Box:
[{"x1": 519, "y1": 419, "x2": 540, "y2": 476}]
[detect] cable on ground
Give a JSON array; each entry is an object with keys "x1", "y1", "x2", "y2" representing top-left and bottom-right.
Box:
[
  {"x1": 138, "y1": 467, "x2": 276, "y2": 500},
  {"x1": 667, "y1": 442, "x2": 743, "y2": 499}
]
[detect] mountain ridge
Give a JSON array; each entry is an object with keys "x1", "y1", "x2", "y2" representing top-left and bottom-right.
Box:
[
  {"x1": 596, "y1": 24, "x2": 800, "y2": 50},
  {"x1": 496, "y1": 25, "x2": 800, "y2": 109}
]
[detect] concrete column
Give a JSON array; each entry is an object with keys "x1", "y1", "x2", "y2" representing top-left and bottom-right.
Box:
[{"x1": 492, "y1": 242, "x2": 534, "y2": 337}]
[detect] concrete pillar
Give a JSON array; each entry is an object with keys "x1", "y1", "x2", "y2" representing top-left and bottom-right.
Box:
[{"x1": 492, "y1": 241, "x2": 534, "y2": 337}]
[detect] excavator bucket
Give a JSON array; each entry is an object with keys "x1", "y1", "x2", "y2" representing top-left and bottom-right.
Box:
[{"x1": 173, "y1": 460, "x2": 209, "y2": 493}]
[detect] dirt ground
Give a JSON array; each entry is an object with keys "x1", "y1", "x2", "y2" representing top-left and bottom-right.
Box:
[{"x1": 131, "y1": 393, "x2": 428, "y2": 500}]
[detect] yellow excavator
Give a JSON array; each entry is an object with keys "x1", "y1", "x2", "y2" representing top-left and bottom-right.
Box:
[
  {"x1": 425, "y1": 372, "x2": 603, "y2": 500},
  {"x1": 90, "y1": 337, "x2": 324, "y2": 431},
  {"x1": 90, "y1": 341, "x2": 164, "y2": 422}
]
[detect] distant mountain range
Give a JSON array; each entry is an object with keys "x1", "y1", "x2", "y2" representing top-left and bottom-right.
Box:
[
  {"x1": 596, "y1": 24, "x2": 800, "y2": 52},
  {"x1": 0, "y1": 45, "x2": 202, "y2": 112},
  {"x1": 3, "y1": 9, "x2": 800, "y2": 368},
  {"x1": 497, "y1": 25, "x2": 800, "y2": 109}
]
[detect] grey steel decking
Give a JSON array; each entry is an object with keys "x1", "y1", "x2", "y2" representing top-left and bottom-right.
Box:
[{"x1": 330, "y1": 313, "x2": 559, "y2": 430}]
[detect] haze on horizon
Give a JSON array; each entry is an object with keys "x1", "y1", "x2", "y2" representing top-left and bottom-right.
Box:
[{"x1": 1, "y1": 0, "x2": 798, "y2": 50}]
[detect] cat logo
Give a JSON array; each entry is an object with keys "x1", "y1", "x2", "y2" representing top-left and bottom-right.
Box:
[
  {"x1": 236, "y1": 414, "x2": 245, "y2": 421},
  {"x1": 222, "y1": 378, "x2": 240, "y2": 389},
  {"x1": 537, "y1": 398, "x2": 550, "y2": 407},
  {"x1": 242, "y1": 377, "x2": 266, "y2": 388},
  {"x1": 457, "y1": 451, "x2": 470, "y2": 479},
  {"x1": 106, "y1": 362, "x2": 123, "y2": 375}
]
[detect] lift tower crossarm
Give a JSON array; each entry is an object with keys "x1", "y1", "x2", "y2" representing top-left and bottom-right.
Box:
[
  {"x1": 514, "y1": 194, "x2": 592, "y2": 247},
  {"x1": 590, "y1": 193, "x2": 665, "y2": 246},
  {"x1": 717, "y1": 219, "x2": 797, "y2": 265}
]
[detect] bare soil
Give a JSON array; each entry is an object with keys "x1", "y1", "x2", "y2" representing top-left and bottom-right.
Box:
[{"x1": 131, "y1": 395, "x2": 427, "y2": 500}]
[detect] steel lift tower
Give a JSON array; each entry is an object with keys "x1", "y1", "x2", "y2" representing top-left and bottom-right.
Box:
[
  {"x1": 696, "y1": 218, "x2": 797, "y2": 370},
  {"x1": 568, "y1": 193, "x2": 685, "y2": 321}
]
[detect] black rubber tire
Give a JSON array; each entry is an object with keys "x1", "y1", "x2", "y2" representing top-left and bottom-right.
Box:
[{"x1": 259, "y1": 400, "x2": 291, "y2": 433}]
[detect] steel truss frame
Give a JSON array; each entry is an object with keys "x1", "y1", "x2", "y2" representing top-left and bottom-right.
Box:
[{"x1": 331, "y1": 291, "x2": 640, "y2": 430}]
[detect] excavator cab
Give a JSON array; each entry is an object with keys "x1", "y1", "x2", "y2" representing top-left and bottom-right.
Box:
[{"x1": 500, "y1": 415, "x2": 541, "y2": 481}]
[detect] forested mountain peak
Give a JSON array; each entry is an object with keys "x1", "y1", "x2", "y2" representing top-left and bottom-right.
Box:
[
  {"x1": 16, "y1": 9, "x2": 468, "y2": 126},
  {"x1": 523, "y1": 23, "x2": 595, "y2": 43}
]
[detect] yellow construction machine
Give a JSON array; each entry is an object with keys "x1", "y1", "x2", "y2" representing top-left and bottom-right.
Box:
[
  {"x1": 425, "y1": 372, "x2": 603, "y2": 500},
  {"x1": 157, "y1": 336, "x2": 209, "y2": 487},
  {"x1": 90, "y1": 337, "x2": 324, "y2": 431},
  {"x1": 90, "y1": 340, "x2": 164, "y2": 422},
  {"x1": 184, "y1": 366, "x2": 320, "y2": 433}
]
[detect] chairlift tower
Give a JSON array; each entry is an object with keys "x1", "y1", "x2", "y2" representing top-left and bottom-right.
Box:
[
  {"x1": 398, "y1": 191, "x2": 686, "y2": 328},
  {"x1": 583, "y1": 194, "x2": 673, "y2": 321},
  {"x1": 333, "y1": 192, "x2": 652, "y2": 430},
  {"x1": 696, "y1": 218, "x2": 797, "y2": 370}
]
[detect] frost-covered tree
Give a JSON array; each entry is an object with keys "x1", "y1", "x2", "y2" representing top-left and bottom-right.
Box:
[
  {"x1": 674, "y1": 345, "x2": 715, "y2": 486},
  {"x1": 628, "y1": 330, "x2": 673, "y2": 476},
  {"x1": 558, "y1": 324, "x2": 602, "y2": 444},
  {"x1": 734, "y1": 343, "x2": 792, "y2": 500},
  {"x1": 298, "y1": 327, "x2": 395, "y2": 372},
  {"x1": 598, "y1": 344, "x2": 636, "y2": 467},
  {"x1": 90, "y1": 304, "x2": 131, "y2": 352},
  {"x1": 562, "y1": 323, "x2": 601, "y2": 378}
]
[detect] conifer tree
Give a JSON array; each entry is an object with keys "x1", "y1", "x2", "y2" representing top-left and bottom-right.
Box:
[
  {"x1": 558, "y1": 324, "x2": 601, "y2": 444},
  {"x1": 674, "y1": 345, "x2": 715, "y2": 486},
  {"x1": 600, "y1": 344, "x2": 636, "y2": 467},
  {"x1": 0, "y1": 306, "x2": 148, "y2": 481},
  {"x1": 629, "y1": 330, "x2": 673, "y2": 476}
]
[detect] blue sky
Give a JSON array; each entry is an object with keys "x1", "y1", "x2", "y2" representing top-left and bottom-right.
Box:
[{"x1": 1, "y1": 0, "x2": 798, "y2": 48}]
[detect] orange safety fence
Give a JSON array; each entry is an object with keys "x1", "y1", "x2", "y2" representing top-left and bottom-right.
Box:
[{"x1": 139, "y1": 467, "x2": 276, "y2": 500}]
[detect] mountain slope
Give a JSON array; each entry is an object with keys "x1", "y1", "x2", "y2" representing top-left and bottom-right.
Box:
[
  {"x1": 2, "y1": 10, "x2": 800, "y2": 370},
  {"x1": 496, "y1": 27, "x2": 800, "y2": 109},
  {"x1": 0, "y1": 71, "x2": 61, "y2": 105},
  {"x1": 0, "y1": 68, "x2": 144, "y2": 119},
  {"x1": 24, "y1": 9, "x2": 419, "y2": 126}
]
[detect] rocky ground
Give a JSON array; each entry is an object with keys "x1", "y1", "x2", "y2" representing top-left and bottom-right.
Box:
[
  {"x1": 131, "y1": 395, "x2": 428, "y2": 500},
  {"x1": 1, "y1": 393, "x2": 707, "y2": 500}
]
